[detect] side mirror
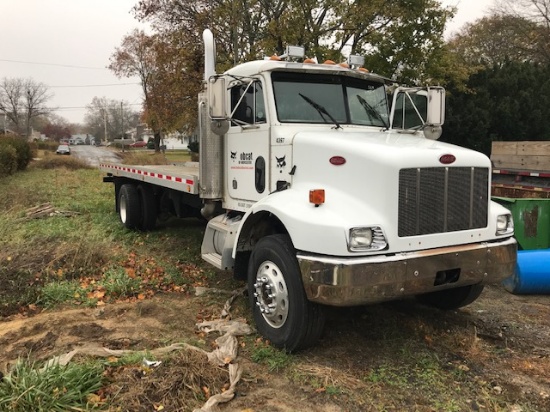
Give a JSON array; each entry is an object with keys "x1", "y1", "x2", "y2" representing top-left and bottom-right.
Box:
[
  {"x1": 208, "y1": 76, "x2": 230, "y2": 135},
  {"x1": 208, "y1": 76, "x2": 226, "y2": 119},
  {"x1": 390, "y1": 86, "x2": 445, "y2": 140},
  {"x1": 426, "y1": 87, "x2": 445, "y2": 126}
]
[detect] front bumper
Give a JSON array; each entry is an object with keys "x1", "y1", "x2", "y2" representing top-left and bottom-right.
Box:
[{"x1": 298, "y1": 237, "x2": 517, "y2": 306}]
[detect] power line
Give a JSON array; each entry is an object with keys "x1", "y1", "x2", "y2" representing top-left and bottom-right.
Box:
[
  {"x1": 0, "y1": 58, "x2": 106, "y2": 70},
  {"x1": 49, "y1": 83, "x2": 141, "y2": 88},
  {"x1": 54, "y1": 103, "x2": 143, "y2": 110}
]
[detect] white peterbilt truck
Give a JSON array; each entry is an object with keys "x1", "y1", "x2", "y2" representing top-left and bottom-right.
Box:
[{"x1": 100, "y1": 29, "x2": 517, "y2": 351}]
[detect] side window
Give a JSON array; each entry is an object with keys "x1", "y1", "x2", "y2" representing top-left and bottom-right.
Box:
[
  {"x1": 230, "y1": 81, "x2": 266, "y2": 126},
  {"x1": 254, "y1": 82, "x2": 266, "y2": 123}
]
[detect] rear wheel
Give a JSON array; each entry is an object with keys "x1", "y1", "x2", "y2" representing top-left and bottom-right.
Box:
[
  {"x1": 248, "y1": 234, "x2": 325, "y2": 352},
  {"x1": 118, "y1": 184, "x2": 141, "y2": 229},
  {"x1": 137, "y1": 184, "x2": 157, "y2": 231},
  {"x1": 416, "y1": 284, "x2": 485, "y2": 310}
]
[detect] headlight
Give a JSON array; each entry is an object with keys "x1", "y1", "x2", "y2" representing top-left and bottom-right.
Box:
[
  {"x1": 348, "y1": 227, "x2": 387, "y2": 252},
  {"x1": 496, "y1": 214, "x2": 514, "y2": 236}
]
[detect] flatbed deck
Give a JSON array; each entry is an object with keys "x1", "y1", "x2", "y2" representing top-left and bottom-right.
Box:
[{"x1": 99, "y1": 163, "x2": 200, "y2": 195}]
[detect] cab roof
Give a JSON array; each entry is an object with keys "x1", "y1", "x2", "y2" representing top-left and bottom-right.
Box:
[{"x1": 224, "y1": 60, "x2": 390, "y2": 83}]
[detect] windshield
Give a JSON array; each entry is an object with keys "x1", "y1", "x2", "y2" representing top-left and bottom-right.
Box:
[{"x1": 272, "y1": 72, "x2": 388, "y2": 127}]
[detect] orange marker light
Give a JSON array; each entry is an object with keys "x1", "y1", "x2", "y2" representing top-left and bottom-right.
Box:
[{"x1": 309, "y1": 189, "x2": 325, "y2": 206}]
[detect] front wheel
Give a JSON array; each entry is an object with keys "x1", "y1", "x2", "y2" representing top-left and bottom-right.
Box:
[
  {"x1": 248, "y1": 234, "x2": 325, "y2": 352},
  {"x1": 416, "y1": 284, "x2": 485, "y2": 310}
]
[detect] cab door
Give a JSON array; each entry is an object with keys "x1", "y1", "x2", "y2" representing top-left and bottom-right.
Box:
[{"x1": 226, "y1": 79, "x2": 270, "y2": 206}]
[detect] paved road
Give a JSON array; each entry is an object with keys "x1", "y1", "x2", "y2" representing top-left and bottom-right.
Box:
[{"x1": 69, "y1": 145, "x2": 121, "y2": 168}]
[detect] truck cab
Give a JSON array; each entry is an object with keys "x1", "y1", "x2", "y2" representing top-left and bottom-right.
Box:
[{"x1": 198, "y1": 30, "x2": 516, "y2": 351}]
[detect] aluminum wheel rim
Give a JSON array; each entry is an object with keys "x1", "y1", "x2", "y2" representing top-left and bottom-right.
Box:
[
  {"x1": 120, "y1": 195, "x2": 128, "y2": 223},
  {"x1": 253, "y1": 260, "x2": 289, "y2": 328}
]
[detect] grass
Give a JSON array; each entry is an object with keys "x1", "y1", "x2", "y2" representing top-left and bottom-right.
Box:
[
  {"x1": 0, "y1": 155, "x2": 231, "y2": 410},
  {"x1": 250, "y1": 342, "x2": 293, "y2": 372},
  {"x1": 117, "y1": 149, "x2": 192, "y2": 165},
  {"x1": 0, "y1": 156, "x2": 212, "y2": 315},
  {"x1": 163, "y1": 150, "x2": 192, "y2": 163},
  {"x1": 0, "y1": 358, "x2": 104, "y2": 412}
]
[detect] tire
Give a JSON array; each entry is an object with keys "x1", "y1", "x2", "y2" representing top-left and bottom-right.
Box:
[
  {"x1": 416, "y1": 284, "x2": 485, "y2": 310},
  {"x1": 248, "y1": 234, "x2": 325, "y2": 352},
  {"x1": 118, "y1": 184, "x2": 141, "y2": 230},
  {"x1": 137, "y1": 184, "x2": 157, "y2": 231}
]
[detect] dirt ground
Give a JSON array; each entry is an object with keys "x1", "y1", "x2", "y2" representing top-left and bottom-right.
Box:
[{"x1": 1, "y1": 281, "x2": 549, "y2": 411}]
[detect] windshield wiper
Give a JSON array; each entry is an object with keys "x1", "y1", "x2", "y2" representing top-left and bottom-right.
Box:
[
  {"x1": 299, "y1": 93, "x2": 342, "y2": 129},
  {"x1": 357, "y1": 95, "x2": 389, "y2": 130}
]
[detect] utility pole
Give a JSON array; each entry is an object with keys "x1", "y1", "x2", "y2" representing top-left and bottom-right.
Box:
[
  {"x1": 121, "y1": 101, "x2": 124, "y2": 153},
  {"x1": 102, "y1": 108, "x2": 108, "y2": 144},
  {"x1": 121, "y1": 101, "x2": 124, "y2": 139}
]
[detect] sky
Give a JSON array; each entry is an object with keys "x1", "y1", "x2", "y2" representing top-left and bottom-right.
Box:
[
  {"x1": 443, "y1": 0, "x2": 496, "y2": 36},
  {"x1": 1, "y1": 0, "x2": 494, "y2": 126}
]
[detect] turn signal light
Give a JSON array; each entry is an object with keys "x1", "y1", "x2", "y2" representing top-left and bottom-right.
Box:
[{"x1": 309, "y1": 189, "x2": 325, "y2": 206}]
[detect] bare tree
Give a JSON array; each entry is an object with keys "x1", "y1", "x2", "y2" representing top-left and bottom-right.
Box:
[
  {"x1": 0, "y1": 78, "x2": 24, "y2": 133},
  {"x1": 108, "y1": 29, "x2": 159, "y2": 147},
  {"x1": 24, "y1": 79, "x2": 52, "y2": 137},
  {"x1": 84, "y1": 97, "x2": 139, "y2": 142},
  {"x1": 0, "y1": 77, "x2": 52, "y2": 137},
  {"x1": 495, "y1": 0, "x2": 550, "y2": 63}
]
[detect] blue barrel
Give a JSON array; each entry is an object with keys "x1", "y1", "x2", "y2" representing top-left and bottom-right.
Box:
[{"x1": 503, "y1": 249, "x2": 550, "y2": 294}]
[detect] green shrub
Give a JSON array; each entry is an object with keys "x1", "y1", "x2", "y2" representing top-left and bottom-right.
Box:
[
  {"x1": 187, "y1": 140, "x2": 199, "y2": 153},
  {"x1": 35, "y1": 140, "x2": 58, "y2": 151},
  {"x1": 0, "y1": 136, "x2": 33, "y2": 170},
  {"x1": 30, "y1": 154, "x2": 92, "y2": 170},
  {"x1": 0, "y1": 144, "x2": 18, "y2": 177}
]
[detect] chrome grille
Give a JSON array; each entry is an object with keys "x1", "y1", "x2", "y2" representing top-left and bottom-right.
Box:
[{"x1": 398, "y1": 167, "x2": 488, "y2": 237}]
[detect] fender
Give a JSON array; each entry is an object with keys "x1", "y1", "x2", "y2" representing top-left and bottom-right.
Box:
[{"x1": 232, "y1": 184, "x2": 390, "y2": 258}]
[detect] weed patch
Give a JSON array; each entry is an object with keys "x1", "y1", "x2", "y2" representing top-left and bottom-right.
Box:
[
  {"x1": 30, "y1": 153, "x2": 93, "y2": 170},
  {"x1": 105, "y1": 349, "x2": 228, "y2": 411},
  {"x1": 251, "y1": 342, "x2": 292, "y2": 372},
  {"x1": 0, "y1": 358, "x2": 104, "y2": 412}
]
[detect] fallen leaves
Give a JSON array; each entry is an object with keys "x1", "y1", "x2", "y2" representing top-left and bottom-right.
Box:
[{"x1": 59, "y1": 251, "x2": 210, "y2": 307}]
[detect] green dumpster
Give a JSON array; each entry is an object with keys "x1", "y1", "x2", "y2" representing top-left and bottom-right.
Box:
[{"x1": 493, "y1": 197, "x2": 550, "y2": 250}]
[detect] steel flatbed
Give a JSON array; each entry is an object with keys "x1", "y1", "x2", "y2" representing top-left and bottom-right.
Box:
[{"x1": 99, "y1": 163, "x2": 199, "y2": 195}]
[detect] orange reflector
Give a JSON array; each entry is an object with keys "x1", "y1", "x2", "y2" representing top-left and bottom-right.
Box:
[
  {"x1": 323, "y1": 59, "x2": 336, "y2": 65},
  {"x1": 309, "y1": 189, "x2": 325, "y2": 206},
  {"x1": 270, "y1": 54, "x2": 281, "y2": 61}
]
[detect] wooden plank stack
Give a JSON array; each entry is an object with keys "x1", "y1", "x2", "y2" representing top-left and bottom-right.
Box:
[{"x1": 491, "y1": 141, "x2": 550, "y2": 172}]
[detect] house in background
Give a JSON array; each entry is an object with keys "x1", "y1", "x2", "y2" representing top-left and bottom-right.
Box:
[{"x1": 69, "y1": 134, "x2": 96, "y2": 145}]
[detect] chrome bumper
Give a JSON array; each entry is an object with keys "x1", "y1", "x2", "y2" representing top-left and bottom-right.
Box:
[{"x1": 298, "y1": 237, "x2": 517, "y2": 307}]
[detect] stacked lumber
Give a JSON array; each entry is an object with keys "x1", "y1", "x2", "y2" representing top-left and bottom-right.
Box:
[{"x1": 491, "y1": 141, "x2": 550, "y2": 172}]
